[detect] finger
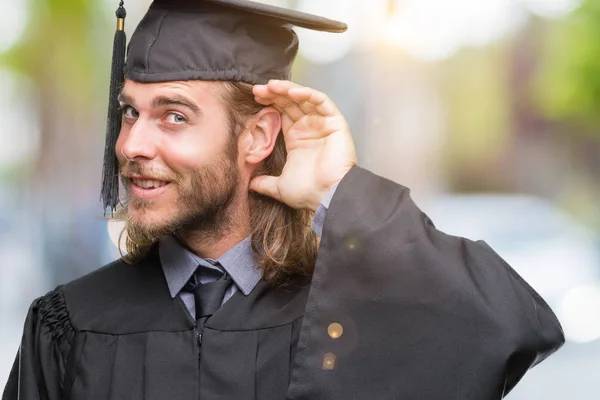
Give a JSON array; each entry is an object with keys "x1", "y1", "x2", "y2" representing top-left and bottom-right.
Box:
[
  {"x1": 268, "y1": 97, "x2": 305, "y2": 122},
  {"x1": 263, "y1": 83, "x2": 315, "y2": 115},
  {"x1": 253, "y1": 86, "x2": 282, "y2": 109},
  {"x1": 252, "y1": 84, "x2": 269, "y2": 96},
  {"x1": 253, "y1": 85, "x2": 273, "y2": 103},
  {"x1": 254, "y1": 81, "x2": 302, "y2": 104},
  {"x1": 288, "y1": 87, "x2": 339, "y2": 116},
  {"x1": 297, "y1": 100, "x2": 316, "y2": 115},
  {"x1": 253, "y1": 88, "x2": 305, "y2": 121},
  {"x1": 265, "y1": 79, "x2": 304, "y2": 92},
  {"x1": 256, "y1": 81, "x2": 330, "y2": 121},
  {"x1": 280, "y1": 111, "x2": 295, "y2": 134},
  {"x1": 249, "y1": 175, "x2": 282, "y2": 201},
  {"x1": 262, "y1": 80, "x2": 311, "y2": 119}
]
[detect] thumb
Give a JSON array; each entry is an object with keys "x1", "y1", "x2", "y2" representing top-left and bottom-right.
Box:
[{"x1": 249, "y1": 175, "x2": 281, "y2": 201}]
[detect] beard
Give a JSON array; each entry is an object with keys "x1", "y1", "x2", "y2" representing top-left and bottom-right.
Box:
[{"x1": 121, "y1": 145, "x2": 241, "y2": 251}]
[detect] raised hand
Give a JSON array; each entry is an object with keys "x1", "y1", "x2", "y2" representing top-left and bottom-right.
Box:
[{"x1": 251, "y1": 80, "x2": 357, "y2": 212}]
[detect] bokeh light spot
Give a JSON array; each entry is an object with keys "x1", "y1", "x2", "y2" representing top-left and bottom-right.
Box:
[
  {"x1": 0, "y1": 0, "x2": 28, "y2": 54},
  {"x1": 557, "y1": 283, "x2": 600, "y2": 343},
  {"x1": 328, "y1": 323, "x2": 344, "y2": 339},
  {"x1": 321, "y1": 352, "x2": 337, "y2": 370}
]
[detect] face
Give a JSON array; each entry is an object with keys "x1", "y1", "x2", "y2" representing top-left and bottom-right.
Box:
[{"x1": 116, "y1": 79, "x2": 241, "y2": 241}]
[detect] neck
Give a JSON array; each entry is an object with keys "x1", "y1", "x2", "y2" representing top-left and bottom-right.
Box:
[{"x1": 178, "y1": 192, "x2": 251, "y2": 260}]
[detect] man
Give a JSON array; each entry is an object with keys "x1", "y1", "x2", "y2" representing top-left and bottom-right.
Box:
[{"x1": 3, "y1": 0, "x2": 564, "y2": 399}]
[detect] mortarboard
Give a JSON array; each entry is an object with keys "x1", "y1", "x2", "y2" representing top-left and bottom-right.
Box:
[{"x1": 101, "y1": 0, "x2": 347, "y2": 213}]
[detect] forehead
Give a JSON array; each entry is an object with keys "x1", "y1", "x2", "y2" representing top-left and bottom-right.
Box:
[{"x1": 121, "y1": 79, "x2": 224, "y2": 106}]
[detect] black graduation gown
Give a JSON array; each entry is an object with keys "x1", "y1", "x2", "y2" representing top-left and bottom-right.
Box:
[{"x1": 3, "y1": 167, "x2": 564, "y2": 399}]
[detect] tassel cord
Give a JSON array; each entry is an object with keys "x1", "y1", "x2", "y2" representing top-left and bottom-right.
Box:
[{"x1": 101, "y1": 2, "x2": 127, "y2": 215}]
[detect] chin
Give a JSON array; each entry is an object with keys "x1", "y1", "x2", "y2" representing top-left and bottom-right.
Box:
[{"x1": 127, "y1": 200, "x2": 176, "y2": 230}]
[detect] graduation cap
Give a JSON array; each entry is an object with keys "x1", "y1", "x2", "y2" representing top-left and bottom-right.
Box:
[{"x1": 101, "y1": 0, "x2": 348, "y2": 213}]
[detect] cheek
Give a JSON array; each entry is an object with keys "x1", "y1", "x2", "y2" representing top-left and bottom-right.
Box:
[
  {"x1": 161, "y1": 129, "x2": 232, "y2": 171},
  {"x1": 160, "y1": 140, "x2": 214, "y2": 173}
]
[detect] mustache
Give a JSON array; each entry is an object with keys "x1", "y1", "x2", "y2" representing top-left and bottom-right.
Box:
[{"x1": 120, "y1": 162, "x2": 178, "y2": 182}]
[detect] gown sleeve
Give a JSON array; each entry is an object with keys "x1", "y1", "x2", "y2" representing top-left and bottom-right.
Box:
[
  {"x1": 287, "y1": 166, "x2": 565, "y2": 400},
  {"x1": 2, "y1": 287, "x2": 74, "y2": 400}
]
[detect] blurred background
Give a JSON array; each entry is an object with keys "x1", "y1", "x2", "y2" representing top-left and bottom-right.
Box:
[{"x1": 1, "y1": 0, "x2": 599, "y2": 397}]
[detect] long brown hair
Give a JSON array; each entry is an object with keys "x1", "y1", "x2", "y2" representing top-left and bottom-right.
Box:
[{"x1": 217, "y1": 81, "x2": 319, "y2": 284}]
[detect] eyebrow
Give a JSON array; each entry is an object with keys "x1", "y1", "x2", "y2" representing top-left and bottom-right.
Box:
[
  {"x1": 152, "y1": 95, "x2": 202, "y2": 116},
  {"x1": 117, "y1": 92, "x2": 202, "y2": 116},
  {"x1": 117, "y1": 92, "x2": 135, "y2": 106}
]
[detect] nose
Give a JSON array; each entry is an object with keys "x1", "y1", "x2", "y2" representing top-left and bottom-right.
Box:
[{"x1": 116, "y1": 119, "x2": 157, "y2": 163}]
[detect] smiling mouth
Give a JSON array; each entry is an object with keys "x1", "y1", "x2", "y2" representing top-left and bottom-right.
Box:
[{"x1": 131, "y1": 178, "x2": 169, "y2": 189}]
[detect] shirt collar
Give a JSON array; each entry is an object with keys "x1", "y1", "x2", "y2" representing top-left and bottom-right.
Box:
[{"x1": 159, "y1": 235, "x2": 262, "y2": 299}]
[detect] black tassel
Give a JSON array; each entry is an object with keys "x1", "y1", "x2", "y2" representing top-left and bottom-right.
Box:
[{"x1": 101, "y1": 1, "x2": 127, "y2": 215}]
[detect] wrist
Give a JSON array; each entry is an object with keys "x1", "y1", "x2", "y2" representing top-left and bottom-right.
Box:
[
  {"x1": 306, "y1": 189, "x2": 329, "y2": 213},
  {"x1": 307, "y1": 180, "x2": 341, "y2": 212}
]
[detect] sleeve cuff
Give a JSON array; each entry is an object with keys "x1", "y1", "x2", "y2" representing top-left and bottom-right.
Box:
[{"x1": 311, "y1": 182, "x2": 340, "y2": 237}]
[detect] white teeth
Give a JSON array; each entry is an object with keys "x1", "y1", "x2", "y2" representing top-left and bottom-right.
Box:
[{"x1": 132, "y1": 179, "x2": 167, "y2": 189}]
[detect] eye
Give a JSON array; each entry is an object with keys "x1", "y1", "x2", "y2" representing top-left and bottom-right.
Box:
[
  {"x1": 121, "y1": 105, "x2": 139, "y2": 120},
  {"x1": 165, "y1": 113, "x2": 187, "y2": 125}
]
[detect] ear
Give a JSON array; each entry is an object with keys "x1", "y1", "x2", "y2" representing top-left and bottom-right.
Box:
[{"x1": 241, "y1": 107, "x2": 281, "y2": 165}]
